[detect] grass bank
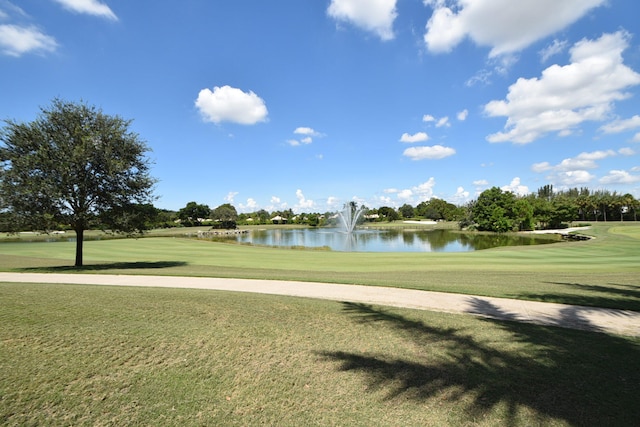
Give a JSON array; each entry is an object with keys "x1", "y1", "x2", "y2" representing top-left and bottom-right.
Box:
[{"x1": 1, "y1": 283, "x2": 638, "y2": 426}]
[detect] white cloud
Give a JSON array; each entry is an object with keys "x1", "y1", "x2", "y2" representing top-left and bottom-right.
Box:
[
  {"x1": 633, "y1": 133, "x2": 640, "y2": 143},
  {"x1": 531, "y1": 162, "x2": 552, "y2": 173},
  {"x1": 457, "y1": 109, "x2": 468, "y2": 121},
  {"x1": 289, "y1": 126, "x2": 324, "y2": 146},
  {"x1": 451, "y1": 186, "x2": 470, "y2": 204},
  {"x1": 485, "y1": 31, "x2": 640, "y2": 144},
  {"x1": 473, "y1": 179, "x2": 489, "y2": 186},
  {"x1": 414, "y1": 178, "x2": 436, "y2": 201},
  {"x1": 244, "y1": 198, "x2": 258, "y2": 209},
  {"x1": 599, "y1": 170, "x2": 640, "y2": 185},
  {"x1": 553, "y1": 170, "x2": 595, "y2": 186},
  {"x1": 422, "y1": 114, "x2": 435, "y2": 122},
  {"x1": 53, "y1": 0, "x2": 117, "y2": 20},
  {"x1": 403, "y1": 145, "x2": 456, "y2": 160},
  {"x1": 435, "y1": 117, "x2": 450, "y2": 128},
  {"x1": 501, "y1": 177, "x2": 529, "y2": 196},
  {"x1": 397, "y1": 189, "x2": 413, "y2": 200},
  {"x1": 539, "y1": 39, "x2": 568, "y2": 62},
  {"x1": 327, "y1": 0, "x2": 397, "y2": 41},
  {"x1": 295, "y1": 189, "x2": 314, "y2": 210},
  {"x1": 599, "y1": 115, "x2": 640, "y2": 134},
  {"x1": 540, "y1": 150, "x2": 617, "y2": 173},
  {"x1": 0, "y1": 24, "x2": 57, "y2": 56},
  {"x1": 326, "y1": 196, "x2": 340, "y2": 208},
  {"x1": 383, "y1": 188, "x2": 398, "y2": 194},
  {"x1": 270, "y1": 196, "x2": 281, "y2": 204},
  {"x1": 224, "y1": 191, "x2": 238, "y2": 203},
  {"x1": 399, "y1": 132, "x2": 429, "y2": 143},
  {"x1": 424, "y1": 0, "x2": 606, "y2": 57},
  {"x1": 294, "y1": 127, "x2": 322, "y2": 136},
  {"x1": 619, "y1": 147, "x2": 635, "y2": 156},
  {"x1": 195, "y1": 85, "x2": 268, "y2": 125}
]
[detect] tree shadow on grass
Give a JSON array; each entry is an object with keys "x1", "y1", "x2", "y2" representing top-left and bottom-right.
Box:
[
  {"x1": 521, "y1": 282, "x2": 640, "y2": 312},
  {"x1": 19, "y1": 261, "x2": 188, "y2": 272},
  {"x1": 318, "y1": 301, "x2": 640, "y2": 426}
]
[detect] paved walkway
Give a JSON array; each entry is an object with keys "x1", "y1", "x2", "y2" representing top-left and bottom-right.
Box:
[{"x1": 1, "y1": 272, "x2": 639, "y2": 337}]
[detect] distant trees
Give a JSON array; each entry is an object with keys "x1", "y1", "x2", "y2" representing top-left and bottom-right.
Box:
[
  {"x1": 177, "y1": 201, "x2": 210, "y2": 226},
  {"x1": 211, "y1": 203, "x2": 238, "y2": 229},
  {"x1": 462, "y1": 185, "x2": 639, "y2": 232},
  {"x1": 416, "y1": 198, "x2": 462, "y2": 221},
  {"x1": 399, "y1": 203, "x2": 415, "y2": 219},
  {"x1": 0, "y1": 99, "x2": 156, "y2": 266}
]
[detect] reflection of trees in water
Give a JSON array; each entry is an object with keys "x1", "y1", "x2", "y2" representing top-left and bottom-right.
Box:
[
  {"x1": 414, "y1": 230, "x2": 459, "y2": 251},
  {"x1": 237, "y1": 229, "x2": 557, "y2": 252}
]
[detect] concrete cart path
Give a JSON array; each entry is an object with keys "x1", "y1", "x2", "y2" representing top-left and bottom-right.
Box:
[{"x1": 1, "y1": 272, "x2": 639, "y2": 337}]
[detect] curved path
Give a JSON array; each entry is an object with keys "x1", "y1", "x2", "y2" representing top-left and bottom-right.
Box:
[{"x1": 1, "y1": 272, "x2": 639, "y2": 337}]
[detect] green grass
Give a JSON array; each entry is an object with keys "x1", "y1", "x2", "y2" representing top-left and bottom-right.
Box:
[
  {"x1": 1, "y1": 282, "x2": 638, "y2": 426},
  {"x1": 0, "y1": 223, "x2": 638, "y2": 311}
]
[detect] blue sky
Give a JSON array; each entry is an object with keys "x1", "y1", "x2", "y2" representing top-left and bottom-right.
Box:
[{"x1": 1, "y1": 0, "x2": 640, "y2": 213}]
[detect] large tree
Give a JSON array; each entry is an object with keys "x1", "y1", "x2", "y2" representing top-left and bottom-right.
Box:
[
  {"x1": 0, "y1": 99, "x2": 156, "y2": 266},
  {"x1": 211, "y1": 203, "x2": 238, "y2": 229},
  {"x1": 177, "y1": 201, "x2": 211, "y2": 227}
]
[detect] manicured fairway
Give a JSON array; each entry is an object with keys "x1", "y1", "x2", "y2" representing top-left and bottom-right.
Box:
[{"x1": 0, "y1": 223, "x2": 638, "y2": 310}]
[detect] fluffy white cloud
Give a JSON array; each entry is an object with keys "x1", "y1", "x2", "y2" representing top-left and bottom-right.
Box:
[
  {"x1": 403, "y1": 145, "x2": 455, "y2": 160},
  {"x1": 457, "y1": 109, "x2": 468, "y2": 121},
  {"x1": 599, "y1": 170, "x2": 640, "y2": 185},
  {"x1": 422, "y1": 114, "x2": 435, "y2": 122},
  {"x1": 450, "y1": 186, "x2": 470, "y2": 204},
  {"x1": 424, "y1": 0, "x2": 606, "y2": 57},
  {"x1": 383, "y1": 179, "x2": 436, "y2": 205},
  {"x1": 327, "y1": 0, "x2": 397, "y2": 41},
  {"x1": 195, "y1": 85, "x2": 268, "y2": 125},
  {"x1": 619, "y1": 147, "x2": 635, "y2": 156},
  {"x1": 295, "y1": 189, "x2": 314, "y2": 210},
  {"x1": 399, "y1": 132, "x2": 429, "y2": 143},
  {"x1": 244, "y1": 198, "x2": 258, "y2": 209},
  {"x1": 397, "y1": 189, "x2": 413, "y2": 200},
  {"x1": 473, "y1": 179, "x2": 489, "y2": 186},
  {"x1": 0, "y1": 24, "x2": 57, "y2": 56},
  {"x1": 501, "y1": 177, "x2": 529, "y2": 196},
  {"x1": 553, "y1": 170, "x2": 595, "y2": 186},
  {"x1": 600, "y1": 115, "x2": 640, "y2": 134},
  {"x1": 294, "y1": 127, "x2": 319, "y2": 136},
  {"x1": 534, "y1": 150, "x2": 616, "y2": 173},
  {"x1": 53, "y1": 0, "x2": 117, "y2": 20},
  {"x1": 289, "y1": 127, "x2": 324, "y2": 146},
  {"x1": 413, "y1": 178, "x2": 436, "y2": 201},
  {"x1": 485, "y1": 31, "x2": 640, "y2": 144}
]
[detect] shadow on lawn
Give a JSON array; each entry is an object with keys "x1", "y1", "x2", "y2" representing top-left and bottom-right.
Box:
[
  {"x1": 522, "y1": 281, "x2": 640, "y2": 312},
  {"x1": 319, "y1": 301, "x2": 640, "y2": 426},
  {"x1": 19, "y1": 261, "x2": 188, "y2": 272}
]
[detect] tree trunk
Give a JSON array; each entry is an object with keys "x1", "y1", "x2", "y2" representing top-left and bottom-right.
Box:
[{"x1": 75, "y1": 227, "x2": 84, "y2": 267}]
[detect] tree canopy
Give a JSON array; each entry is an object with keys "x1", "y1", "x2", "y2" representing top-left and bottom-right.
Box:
[{"x1": 0, "y1": 99, "x2": 156, "y2": 266}]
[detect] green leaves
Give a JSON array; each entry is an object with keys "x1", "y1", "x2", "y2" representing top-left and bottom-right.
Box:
[{"x1": 0, "y1": 98, "x2": 156, "y2": 265}]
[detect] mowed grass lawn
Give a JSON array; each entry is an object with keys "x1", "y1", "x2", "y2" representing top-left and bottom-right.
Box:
[
  {"x1": 0, "y1": 223, "x2": 639, "y2": 425},
  {"x1": 1, "y1": 283, "x2": 639, "y2": 426},
  {"x1": 0, "y1": 222, "x2": 638, "y2": 310}
]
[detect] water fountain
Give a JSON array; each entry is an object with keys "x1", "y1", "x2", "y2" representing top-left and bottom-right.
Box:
[{"x1": 337, "y1": 202, "x2": 366, "y2": 233}]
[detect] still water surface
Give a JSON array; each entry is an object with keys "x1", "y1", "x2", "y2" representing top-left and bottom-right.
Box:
[{"x1": 231, "y1": 228, "x2": 557, "y2": 252}]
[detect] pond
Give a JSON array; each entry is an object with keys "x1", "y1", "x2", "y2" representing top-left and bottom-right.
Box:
[{"x1": 227, "y1": 228, "x2": 559, "y2": 252}]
